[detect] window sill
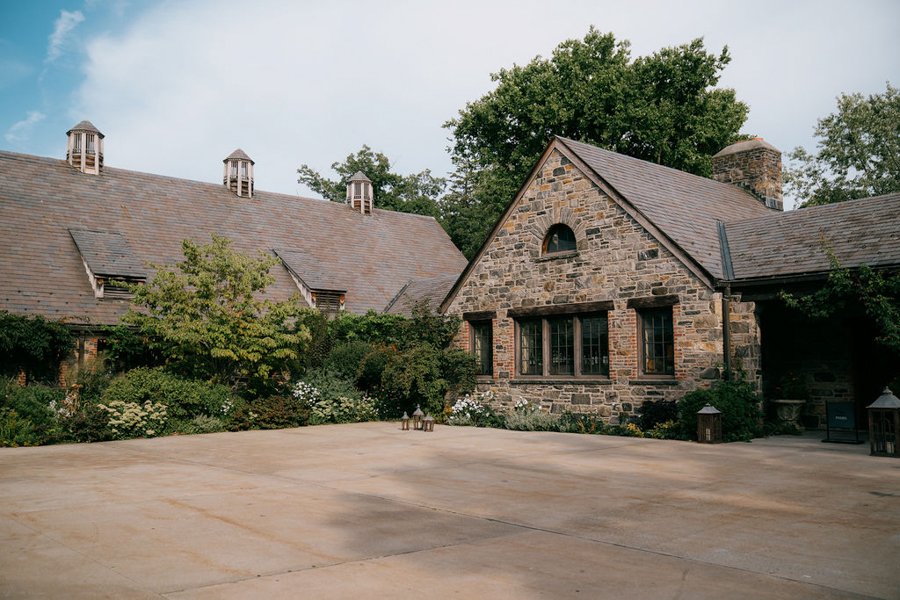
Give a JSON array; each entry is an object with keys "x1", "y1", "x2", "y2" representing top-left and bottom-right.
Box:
[
  {"x1": 475, "y1": 375, "x2": 494, "y2": 382},
  {"x1": 510, "y1": 378, "x2": 612, "y2": 386},
  {"x1": 629, "y1": 378, "x2": 679, "y2": 386},
  {"x1": 534, "y1": 250, "x2": 579, "y2": 263}
]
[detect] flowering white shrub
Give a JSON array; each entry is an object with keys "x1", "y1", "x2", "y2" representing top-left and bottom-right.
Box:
[
  {"x1": 513, "y1": 399, "x2": 540, "y2": 414},
  {"x1": 293, "y1": 381, "x2": 376, "y2": 425},
  {"x1": 98, "y1": 400, "x2": 167, "y2": 439},
  {"x1": 449, "y1": 390, "x2": 496, "y2": 426}
]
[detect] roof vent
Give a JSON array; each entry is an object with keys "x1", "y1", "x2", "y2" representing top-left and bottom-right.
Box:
[
  {"x1": 66, "y1": 120, "x2": 104, "y2": 175},
  {"x1": 223, "y1": 149, "x2": 254, "y2": 198},
  {"x1": 346, "y1": 171, "x2": 373, "y2": 214}
]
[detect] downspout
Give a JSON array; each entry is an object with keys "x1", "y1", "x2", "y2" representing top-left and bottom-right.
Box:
[
  {"x1": 722, "y1": 284, "x2": 732, "y2": 382},
  {"x1": 717, "y1": 221, "x2": 735, "y2": 382}
]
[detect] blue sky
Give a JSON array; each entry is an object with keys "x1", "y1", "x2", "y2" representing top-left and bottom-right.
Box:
[{"x1": 2, "y1": 1, "x2": 898, "y2": 208}]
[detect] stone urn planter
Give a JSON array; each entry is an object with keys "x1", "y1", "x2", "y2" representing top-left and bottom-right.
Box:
[{"x1": 773, "y1": 399, "x2": 806, "y2": 428}]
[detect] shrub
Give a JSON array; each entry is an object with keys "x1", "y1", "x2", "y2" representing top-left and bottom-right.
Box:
[
  {"x1": 0, "y1": 378, "x2": 65, "y2": 445},
  {"x1": 324, "y1": 340, "x2": 373, "y2": 383},
  {"x1": 504, "y1": 401, "x2": 560, "y2": 431},
  {"x1": 100, "y1": 367, "x2": 236, "y2": 433},
  {"x1": 0, "y1": 409, "x2": 40, "y2": 447},
  {"x1": 356, "y1": 344, "x2": 395, "y2": 394},
  {"x1": 448, "y1": 391, "x2": 504, "y2": 427},
  {"x1": 292, "y1": 375, "x2": 376, "y2": 425},
  {"x1": 98, "y1": 399, "x2": 168, "y2": 439},
  {"x1": 676, "y1": 380, "x2": 763, "y2": 442},
  {"x1": 557, "y1": 412, "x2": 606, "y2": 434},
  {"x1": 637, "y1": 399, "x2": 678, "y2": 431},
  {"x1": 645, "y1": 420, "x2": 681, "y2": 439},
  {"x1": 59, "y1": 359, "x2": 115, "y2": 443},
  {"x1": 229, "y1": 395, "x2": 308, "y2": 430},
  {"x1": 0, "y1": 311, "x2": 74, "y2": 383},
  {"x1": 175, "y1": 415, "x2": 227, "y2": 435}
]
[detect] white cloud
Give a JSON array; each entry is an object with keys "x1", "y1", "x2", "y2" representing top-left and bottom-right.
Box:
[
  {"x1": 5, "y1": 111, "x2": 47, "y2": 144},
  {"x1": 70, "y1": 0, "x2": 900, "y2": 199},
  {"x1": 46, "y1": 10, "x2": 85, "y2": 63}
]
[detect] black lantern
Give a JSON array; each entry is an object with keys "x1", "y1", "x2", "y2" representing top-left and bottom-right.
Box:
[
  {"x1": 697, "y1": 404, "x2": 722, "y2": 443},
  {"x1": 866, "y1": 387, "x2": 900, "y2": 457},
  {"x1": 413, "y1": 405, "x2": 424, "y2": 430},
  {"x1": 423, "y1": 415, "x2": 435, "y2": 432},
  {"x1": 400, "y1": 411, "x2": 410, "y2": 431}
]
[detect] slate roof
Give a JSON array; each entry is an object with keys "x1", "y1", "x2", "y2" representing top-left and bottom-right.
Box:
[
  {"x1": 443, "y1": 137, "x2": 898, "y2": 312},
  {"x1": 557, "y1": 137, "x2": 776, "y2": 280},
  {"x1": 384, "y1": 274, "x2": 460, "y2": 315},
  {"x1": 0, "y1": 151, "x2": 467, "y2": 324},
  {"x1": 69, "y1": 229, "x2": 147, "y2": 279},
  {"x1": 725, "y1": 193, "x2": 900, "y2": 281}
]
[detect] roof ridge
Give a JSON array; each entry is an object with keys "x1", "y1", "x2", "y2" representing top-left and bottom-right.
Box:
[{"x1": 556, "y1": 136, "x2": 770, "y2": 205}]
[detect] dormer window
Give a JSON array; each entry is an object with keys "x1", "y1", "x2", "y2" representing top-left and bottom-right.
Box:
[
  {"x1": 543, "y1": 224, "x2": 577, "y2": 254},
  {"x1": 86, "y1": 133, "x2": 95, "y2": 153},
  {"x1": 274, "y1": 248, "x2": 348, "y2": 317},
  {"x1": 69, "y1": 229, "x2": 146, "y2": 300}
]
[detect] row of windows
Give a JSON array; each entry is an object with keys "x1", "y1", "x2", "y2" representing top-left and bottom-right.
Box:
[{"x1": 470, "y1": 306, "x2": 674, "y2": 379}]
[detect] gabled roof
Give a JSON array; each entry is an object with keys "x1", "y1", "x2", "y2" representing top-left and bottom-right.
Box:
[
  {"x1": 0, "y1": 151, "x2": 466, "y2": 323},
  {"x1": 725, "y1": 193, "x2": 900, "y2": 282},
  {"x1": 69, "y1": 229, "x2": 147, "y2": 279},
  {"x1": 441, "y1": 137, "x2": 776, "y2": 312},
  {"x1": 556, "y1": 137, "x2": 775, "y2": 281}
]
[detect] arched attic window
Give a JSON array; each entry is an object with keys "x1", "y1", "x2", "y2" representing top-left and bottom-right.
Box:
[{"x1": 542, "y1": 224, "x2": 577, "y2": 255}]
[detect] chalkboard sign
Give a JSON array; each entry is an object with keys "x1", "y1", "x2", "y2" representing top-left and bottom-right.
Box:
[
  {"x1": 827, "y1": 402, "x2": 855, "y2": 430},
  {"x1": 823, "y1": 401, "x2": 862, "y2": 444}
]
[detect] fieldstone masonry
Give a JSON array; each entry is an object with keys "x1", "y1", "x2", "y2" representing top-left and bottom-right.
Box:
[
  {"x1": 447, "y1": 149, "x2": 763, "y2": 421},
  {"x1": 712, "y1": 139, "x2": 783, "y2": 210}
]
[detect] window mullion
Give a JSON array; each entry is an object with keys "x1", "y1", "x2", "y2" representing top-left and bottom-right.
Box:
[{"x1": 574, "y1": 316, "x2": 582, "y2": 377}]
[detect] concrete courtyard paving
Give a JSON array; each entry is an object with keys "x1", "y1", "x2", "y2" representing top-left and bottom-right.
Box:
[{"x1": 1, "y1": 423, "x2": 898, "y2": 599}]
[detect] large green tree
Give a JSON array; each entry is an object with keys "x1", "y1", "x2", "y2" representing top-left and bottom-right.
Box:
[
  {"x1": 297, "y1": 145, "x2": 444, "y2": 217},
  {"x1": 443, "y1": 28, "x2": 748, "y2": 257},
  {"x1": 785, "y1": 83, "x2": 899, "y2": 207},
  {"x1": 124, "y1": 235, "x2": 310, "y2": 393}
]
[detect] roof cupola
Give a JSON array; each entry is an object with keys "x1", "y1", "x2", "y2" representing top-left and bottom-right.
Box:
[
  {"x1": 66, "y1": 120, "x2": 104, "y2": 175},
  {"x1": 223, "y1": 149, "x2": 254, "y2": 198},
  {"x1": 346, "y1": 171, "x2": 373, "y2": 214}
]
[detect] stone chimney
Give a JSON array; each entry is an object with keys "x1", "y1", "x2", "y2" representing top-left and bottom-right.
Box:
[
  {"x1": 712, "y1": 138, "x2": 783, "y2": 210},
  {"x1": 66, "y1": 121, "x2": 104, "y2": 175},
  {"x1": 346, "y1": 171, "x2": 373, "y2": 214},
  {"x1": 223, "y1": 149, "x2": 254, "y2": 198}
]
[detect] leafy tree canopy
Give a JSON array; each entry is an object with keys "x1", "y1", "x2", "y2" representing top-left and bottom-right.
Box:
[
  {"x1": 124, "y1": 235, "x2": 310, "y2": 393},
  {"x1": 441, "y1": 28, "x2": 748, "y2": 257},
  {"x1": 297, "y1": 145, "x2": 445, "y2": 217},
  {"x1": 785, "y1": 82, "x2": 900, "y2": 207}
]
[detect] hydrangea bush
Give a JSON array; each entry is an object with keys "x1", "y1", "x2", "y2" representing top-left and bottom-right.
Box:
[{"x1": 98, "y1": 399, "x2": 167, "y2": 439}]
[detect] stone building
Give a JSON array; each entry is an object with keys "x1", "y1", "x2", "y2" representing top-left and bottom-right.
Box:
[
  {"x1": 441, "y1": 137, "x2": 899, "y2": 428},
  {"x1": 0, "y1": 121, "x2": 467, "y2": 380}
]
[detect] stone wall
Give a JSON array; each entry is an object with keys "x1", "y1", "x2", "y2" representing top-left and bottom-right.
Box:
[{"x1": 447, "y1": 148, "x2": 754, "y2": 421}]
